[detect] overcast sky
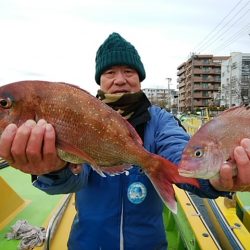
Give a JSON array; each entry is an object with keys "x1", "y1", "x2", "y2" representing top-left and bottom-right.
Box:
[{"x1": 0, "y1": 0, "x2": 249, "y2": 94}]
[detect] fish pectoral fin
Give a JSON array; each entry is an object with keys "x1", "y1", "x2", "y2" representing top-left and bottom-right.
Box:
[
  {"x1": 101, "y1": 164, "x2": 133, "y2": 176},
  {"x1": 124, "y1": 120, "x2": 143, "y2": 145},
  {"x1": 57, "y1": 139, "x2": 97, "y2": 166}
]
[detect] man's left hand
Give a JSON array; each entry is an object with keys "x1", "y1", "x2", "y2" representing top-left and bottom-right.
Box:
[{"x1": 210, "y1": 138, "x2": 250, "y2": 192}]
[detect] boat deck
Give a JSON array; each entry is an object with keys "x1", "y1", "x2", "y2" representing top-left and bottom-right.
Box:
[
  {"x1": 1, "y1": 164, "x2": 250, "y2": 249},
  {"x1": 0, "y1": 168, "x2": 64, "y2": 250}
]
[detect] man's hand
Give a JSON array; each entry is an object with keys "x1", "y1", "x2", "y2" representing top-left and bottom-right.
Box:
[
  {"x1": 0, "y1": 119, "x2": 66, "y2": 175},
  {"x1": 210, "y1": 138, "x2": 250, "y2": 192}
]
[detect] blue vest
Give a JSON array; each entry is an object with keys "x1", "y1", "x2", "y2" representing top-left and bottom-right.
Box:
[{"x1": 68, "y1": 106, "x2": 188, "y2": 250}]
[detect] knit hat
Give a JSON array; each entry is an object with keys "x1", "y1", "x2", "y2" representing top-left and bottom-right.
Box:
[{"x1": 95, "y1": 32, "x2": 146, "y2": 85}]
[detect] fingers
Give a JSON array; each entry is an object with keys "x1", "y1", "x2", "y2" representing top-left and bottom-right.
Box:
[
  {"x1": 240, "y1": 138, "x2": 250, "y2": 155},
  {"x1": 43, "y1": 124, "x2": 69, "y2": 172},
  {"x1": 233, "y1": 139, "x2": 250, "y2": 186},
  {"x1": 25, "y1": 120, "x2": 65, "y2": 174},
  {"x1": 43, "y1": 124, "x2": 57, "y2": 163},
  {"x1": 234, "y1": 146, "x2": 249, "y2": 170},
  {"x1": 0, "y1": 123, "x2": 17, "y2": 164},
  {"x1": 12, "y1": 120, "x2": 37, "y2": 165},
  {"x1": 26, "y1": 120, "x2": 46, "y2": 165},
  {"x1": 216, "y1": 162, "x2": 234, "y2": 191}
]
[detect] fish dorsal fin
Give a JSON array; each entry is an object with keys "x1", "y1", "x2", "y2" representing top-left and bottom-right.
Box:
[
  {"x1": 57, "y1": 82, "x2": 92, "y2": 95},
  {"x1": 218, "y1": 105, "x2": 250, "y2": 119}
]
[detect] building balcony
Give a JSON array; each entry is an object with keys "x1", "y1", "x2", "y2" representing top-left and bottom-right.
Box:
[
  {"x1": 193, "y1": 93, "x2": 213, "y2": 99},
  {"x1": 178, "y1": 82, "x2": 186, "y2": 88},
  {"x1": 193, "y1": 85, "x2": 219, "y2": 91},
  {"x1": 193, "y1": 100, "x2": 210, "y2": 106},
  {"x1": 177, "y1": 67, "x2": 186, "y2": 76},
  {"x1": 192, "y1": 76, "x2": 221, "y2": 82},
  {"x1": 193, "y1": 68, "x2": 221, "y2": 75}
]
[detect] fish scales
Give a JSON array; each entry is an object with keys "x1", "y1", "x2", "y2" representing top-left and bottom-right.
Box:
[
  {"x1": 34, "y1": 83, "x2": 131, "y2": 164},
  {"x1": 0, "y1": 80, "x2": 199, "y2": 213}
]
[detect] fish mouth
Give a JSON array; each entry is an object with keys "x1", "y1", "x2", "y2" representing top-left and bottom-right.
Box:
[
  {"x1": 179, "y1": 168, "x2": 215, "y2": 179},
  {"x1": 178, "y1": 169, "x2": 195, "y2": 177}
]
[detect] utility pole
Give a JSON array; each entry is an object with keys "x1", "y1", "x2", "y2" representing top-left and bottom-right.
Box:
[{"x1": 166, "y1": 77, "x2": 172, "y2": 110}]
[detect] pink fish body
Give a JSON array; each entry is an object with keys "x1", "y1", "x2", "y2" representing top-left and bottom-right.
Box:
[{"x1": 178, "y1": 105, "x2": 250, "y2": 179}]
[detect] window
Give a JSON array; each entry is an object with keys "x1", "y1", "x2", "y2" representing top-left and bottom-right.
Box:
[
  {"x1": 202, "y1": 91, "x2": 209, "y2": 97},
  {"x1": 202, "y1": 99, "x2": 209, "y2": 105},
  {"x1": 231, "y1": 62, "x2": 237, "y2": 69},
  {"x1": 202, "y1": 83, "x2": 208, "y2": 88}
]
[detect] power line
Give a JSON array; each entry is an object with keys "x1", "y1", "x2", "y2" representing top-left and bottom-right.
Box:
[
  {"x1": 213, "y1": 23, "x2": 250, "y2": 53},
  {"x1": 193, "y1": 0, "x2": 249, "y2": 53},
  {"x1": 197, "y1": 1, "x2": 249, "y2": 52},
  {"x1": 199, "y1": 8, "x2": 249, "y2": 53},
  {"x1": 193, "y1": 0, "x2": 244, "y2": 51}
]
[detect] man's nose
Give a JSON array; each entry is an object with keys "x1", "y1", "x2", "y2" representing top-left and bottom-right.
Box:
[{"x1": 113, "y1": 71, "x2": 126, "y2": 84}]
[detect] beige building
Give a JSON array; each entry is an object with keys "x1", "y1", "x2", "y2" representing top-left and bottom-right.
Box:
[{"x1": 177, "y1": 54, "x2": 229, "y2": 112}]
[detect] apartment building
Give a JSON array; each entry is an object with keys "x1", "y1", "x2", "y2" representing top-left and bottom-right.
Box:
[
  {"x1": 177, "y1": 54, "x2": 229, "y2": 112},
  {"x1": 143, "y1": 88, "x2": 178, "y2": 112},
  {"x1": 220, "y1": 52, "x2": 250, "y2": 107},
  {"x1": 143, "y1": 88, "x2": 169, "y2": 103}
]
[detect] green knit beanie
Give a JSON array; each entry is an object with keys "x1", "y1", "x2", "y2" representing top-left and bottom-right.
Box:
[{"x1": 95, "y1": 32, "x2": 146, "y2": 85}]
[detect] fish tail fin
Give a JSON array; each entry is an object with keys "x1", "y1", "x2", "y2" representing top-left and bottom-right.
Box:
[{"x1": 144, "y1": 154, "x2": 200, "y2": 214}]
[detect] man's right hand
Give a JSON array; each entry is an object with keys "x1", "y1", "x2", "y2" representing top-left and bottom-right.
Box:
[{"x1": 0, "y1": 119, "x2": 66, "y2": 175}]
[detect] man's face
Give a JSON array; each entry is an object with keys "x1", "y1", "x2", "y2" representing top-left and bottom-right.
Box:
[{"x1": 100, "y1": 66, "x2": 141, "y2": 94}]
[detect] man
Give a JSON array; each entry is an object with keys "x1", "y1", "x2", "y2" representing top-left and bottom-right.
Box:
[{"x1": 0, "y1": 32, "x2": 250, "y2": 249}]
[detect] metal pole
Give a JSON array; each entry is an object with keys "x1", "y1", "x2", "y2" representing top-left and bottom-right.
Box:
[{"x1": 166, "y1": 78, "x2": 172, "y2": 110}]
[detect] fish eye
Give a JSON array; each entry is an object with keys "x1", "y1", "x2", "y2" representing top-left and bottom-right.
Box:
[
  {"x1": 0, "y1": 98, "x2": 12, "y2": 109},
  {"x1": 194, "y1": 149, "x2": 204, "y2": 158}
]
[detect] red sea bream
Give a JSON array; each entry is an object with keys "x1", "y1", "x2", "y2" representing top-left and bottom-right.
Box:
[{"x1": 179, "y1": 105, "x2": 250, "y2": 179}]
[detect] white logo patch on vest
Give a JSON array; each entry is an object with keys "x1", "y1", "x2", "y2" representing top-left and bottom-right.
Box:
[{"x1": 127, "y1": 182, "x2": 147, "y2": 204}]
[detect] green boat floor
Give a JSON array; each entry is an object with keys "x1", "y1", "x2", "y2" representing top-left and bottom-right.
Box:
[
  {"x1": 0, "y1": 168, "x2": 63, "y2": 250},
  {"x1": 236, "y1": 192, "x2": 250, "y2": 232}
]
